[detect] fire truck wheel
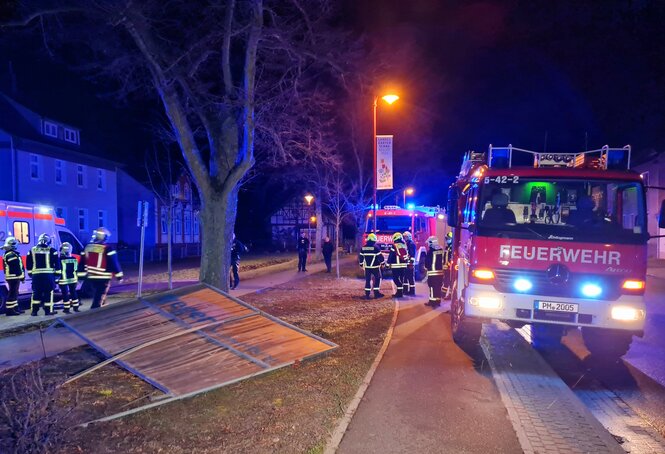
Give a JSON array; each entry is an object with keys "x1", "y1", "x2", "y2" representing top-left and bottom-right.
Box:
[
  {"x1": 0, "y1": 286, "x2": 7, "y2": 314},
  {"x1": 530, "y1": 324, "x2": 564, "y2": 350},
  {"x1": 582, "y1": 327, "x2": 633, "y2": 360},
  {"x1": 450, "y1": 283, "x2": 481, "y2": 346}
]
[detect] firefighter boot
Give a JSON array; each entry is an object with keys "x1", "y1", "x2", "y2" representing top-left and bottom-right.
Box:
[
  {"x1": 5, "y1": 307, "x2": 21, "y2": 316},
  {"x1": 364, "y1": 291, "x2": 371, "y2": 300},
  {"x1": 374, "y1": 291, "x2": 385, "y2": 298},
  {"x1": 392, "y1": 290, "x2": 403, "y2": 298}
]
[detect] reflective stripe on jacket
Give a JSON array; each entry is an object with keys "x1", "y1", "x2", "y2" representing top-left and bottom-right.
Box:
[
  {"x1": 26, "y1": 246, "x2": 60, "y2": 275},
  {"x1": 59, "y1": 256, "x2": 79, "y2": 284},
  {"x1": 388, "y1": 241, "x2": 409, "y2": 269},
  {"x1": 79, "y1": 243, "x2": 124, "y2": 280},
  {"x1": 359, "y1": 243, "x2": 384, "y2": 269},
  {"x1": 3, "y1": 251, "x2": 25, "y2": 280}
]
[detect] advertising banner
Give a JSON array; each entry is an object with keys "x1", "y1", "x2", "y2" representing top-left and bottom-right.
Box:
[{"x1": 376, "y1": 135, "x2": 394, "y2": 190}]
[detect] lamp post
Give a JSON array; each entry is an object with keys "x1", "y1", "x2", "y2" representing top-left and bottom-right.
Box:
[
  {"x1": 373, "y1": 94, "x2": 400, "y2": 231},
  {"x1": 309, "y1": 216, "x2": 316, "y2": 254},
  {"x1": 403, "y1": 187, "x2": 414, "y2": 208},
  {"x1": 304, "y1": 194, "x2": 314, "y2": 253}
]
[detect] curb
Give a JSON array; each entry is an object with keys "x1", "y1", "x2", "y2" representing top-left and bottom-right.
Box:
[{"x1": 323, "y1": 297, "x2": 400, "y2": 454}]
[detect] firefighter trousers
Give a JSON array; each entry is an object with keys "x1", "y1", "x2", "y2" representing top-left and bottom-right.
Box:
[
  {"x1": 90, "y1": 279, "x2": 111, "y2": 309},
  {"x1": 31, "y1": 274, "x2": 55, "y2": 315},
  {"x1": 427, "y1": 274, "x2": 443, "y2": 306},
  {"x1": 60, "y1": 283, "x2": 79, "y2": 311},
  {"x1": 364, "y1": 268, "x2": 381, "y2": 296},
  {"x1": 403, "y1": 265, "x2": 415, "y2": 295},
  {"x1": 6, "y1": 279, "x2": 20, "y2": 310},
  {"x1": 392, "y1": 268, "x2": 405, "y2": 297}
]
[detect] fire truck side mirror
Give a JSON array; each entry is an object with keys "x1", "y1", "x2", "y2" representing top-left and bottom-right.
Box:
[
  {"x1": 447, "y1": 187, "x2": 459, "y2": 227},
  {"x1": 659, "y1": 200, "x2": 665, "y2": 229}
]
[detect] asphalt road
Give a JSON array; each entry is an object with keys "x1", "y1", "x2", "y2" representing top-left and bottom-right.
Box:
[{"x1": 338, "y1": 282, "x2": 522, "y2": 454}]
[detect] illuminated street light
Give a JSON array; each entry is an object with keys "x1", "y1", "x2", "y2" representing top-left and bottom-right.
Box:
[
  {"x1": 403, "y1": 187, "x2": 414, "y2": 208},
  {"x1": 373, "y1": 93, "x2": 400, "y2": 230},
  {"x1": 304, "y1": 195, "x2": 314, "y2": 253}
]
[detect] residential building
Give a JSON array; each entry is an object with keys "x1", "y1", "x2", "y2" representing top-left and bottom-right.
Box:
[
  {"x1": 270, "y1": 197, "x2": 334, "y2": 250},
  {"x1": 634, "y1": 156, "x2": 665, "y2": 258},
  {"x1": 154, "y1": 173, "x2": 201, "y2": 256}
]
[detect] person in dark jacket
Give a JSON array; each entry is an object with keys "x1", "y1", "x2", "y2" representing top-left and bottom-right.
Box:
[
  {"x1": 358, "y1": 233, "x2": 384, "y2": 299},
  {"x1": 26, "y1": 233, "x2": 60, "y2": 316},
  {"x1": 58, "y1": 242, "x2": 81, "y2": 313},
  {"x1": 230, "y1": 233, "x2": 248, "y2": 289},
  {"x1": 297, "y1": 232, "x2": 310, "y2": 272},
  {"x1": 2, "y1": 236, "x2": 25, "y2": 316},
  {"x1": 424, "y1": 236, "x2": 444, "y2": 307},
  {"x1": 78, "y1": 227, "x2": 123, "y2": 309},
  {"x1": 402, "y1": 231, "x2": 417, "y2": 296},
  {"x1": 387, "y1": 232, "x2": 409, "y2": 298},
  {"x1": 322, "y1": 236, "x2": 334, "y2": 273}
]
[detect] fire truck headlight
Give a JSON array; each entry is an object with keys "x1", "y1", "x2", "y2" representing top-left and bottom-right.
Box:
[
  {"x1": 611, "y1": 306, "x2": 644, "y2": 321},
  {"x1": 469, "y1": 296, "x2": 501, "y2": 310},
  {"x1": 581, "y1": 283, "x2": 602, "y2": 298},
  {"x1": 513, "y1": 278, "x2": 533, "y2": 292}
]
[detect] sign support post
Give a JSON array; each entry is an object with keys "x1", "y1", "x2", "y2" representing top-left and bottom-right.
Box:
[{"x1": 137, "y1": 201, "x2": 149, "y2": 297}]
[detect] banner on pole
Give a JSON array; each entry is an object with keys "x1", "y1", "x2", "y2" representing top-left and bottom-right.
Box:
[{"x1": 376, "y1": 135, "x2": 394, "y2": 190}]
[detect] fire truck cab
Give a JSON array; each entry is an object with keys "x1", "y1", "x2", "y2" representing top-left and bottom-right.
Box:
[
  {"x1": 447, "y1": 145, "x2": 655, "y2": 359},
  {"x1": 365, "y1": 205, "x2": 448, "y2": 279}
]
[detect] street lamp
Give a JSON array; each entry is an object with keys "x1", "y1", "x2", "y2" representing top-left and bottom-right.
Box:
[
  {"x1": 373, "y1": 93, "x2": 400, "y2": 231},
  {"x1": 403, "y1": 187, "x2": 414, "y2": 208},
  {"x1": 304, "y1": 194, "x2": 314, "y2": 253},
  {"x1": 309, "y1": 216, "x2": 316, "y2": 253}
]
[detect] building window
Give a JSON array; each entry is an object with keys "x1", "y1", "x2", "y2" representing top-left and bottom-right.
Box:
[
  {"x1": 64, "y1": 128, "x2": 79, "y2": 144},
  {"x1": 78, "y1": 208, "x2": 88, "y2": 231},
  {"x1": 184, "y1": 184, "x2": 191, "y2": 201},
  {"x1": 43, "y1": 121, "x2": 58, "y2": 138},
  {"x1": 77, "y1": 165, "x2": 86, "y2": 187},
  {"x1": 184, "y1": 211, "x2": 191, "y2": 235},
  {"x1": 175, "y1": 209, "x2": 182, "y2": 236},
  {"x1": 29, "y1": 154, "x2": 41, "y2": 180},
  {"x1": 97, "y1": 210, "x2": 107, "y2": 228},
  {"x1": 172, "y1": 184, "x2": 179, "y2": 199},
  {"x1": 193, "y1": 215, "x2": 199, "y2": 235},
  {"x1": 55, "y1": 160, "x2": 66, "y2": 184},
  {"x1": 97, "y1": 169, "x2": 106, "y2": 191},
  {"x1": 13, "y1": 221, "x2": 30, "y2": 244},
  {"x1": 161, "y1": 209, "x2": 168, "y2": 235},
  {"x1": 55, "y1": 207, "x2": 67, "y2": 222}
]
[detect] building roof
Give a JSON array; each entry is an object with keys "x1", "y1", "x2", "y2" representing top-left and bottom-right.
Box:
[{"x1": 0, "y1": 92, "x2": 123, "y2": 170}]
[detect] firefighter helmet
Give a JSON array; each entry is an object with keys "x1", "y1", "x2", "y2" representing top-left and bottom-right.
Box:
[
  {"x1": 92, "y1": 227, "x2": 111, "y2": 243},
  {"x1": 60, "y1": 242, "x2": 72, "y2": 256},
  {"x1": 366, "y1": 233, "x2": 377, "y2": 243},
  {"x1": 37, "y1": 233, "x2": 51, "y2": 247},
  {"x1": 402, "y1": 231, "x2": 412, "y2": 240},
  {"x1": 392, "y1": 232, "x2": 403, "y2": 242},
  {"x1": 426, "y1": 236, "x2": 438, "y2": 246},
  {"x1": 2, "y1": 236, "x2": 18, "y2": 251},
  {"x1": 446, "y1": 231, "x2": 453, "y2": 245}
]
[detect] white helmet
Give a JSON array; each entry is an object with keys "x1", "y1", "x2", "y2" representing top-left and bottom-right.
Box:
[
  {"x1": 426, "y1": 236, "x2": 438, "y2": 247},
  {"x1": 37, "y1": 233, "x2": 51, "y2": 247},
  {"x1": 92, "y1": 227, "x2": 111, "y2": 243},
  {"x1": 402, "y1": 231, "x2": 413, "y2": 241},
  {"x1": 60, "y1": 242, "x2": 72, "y2": 256},
  {"x1": 2, "y1": 236, "x2": 18, "y2": 251}
]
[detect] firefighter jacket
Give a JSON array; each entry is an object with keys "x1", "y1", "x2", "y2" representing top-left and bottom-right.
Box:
[
  {"x1": 405, "y1": 239, "x2": 416, "y2": 264},
  {"x1": 79, "y1": 243, "x2": 124, "y2": 280},
  {"x1": 26, "y1": 246, "x2": 60, "y2": 276},
  {"x1": 58, "y1": 254, "x2": 80, "y2": 285},
  {"x1": 425, "y1": 244, "x2": 445, "y2": 276},
  {"x1": 388, "y1": 240, "x2": 409, "y2": 269},
  {"x1": 3, "y1": 250, "x2": 25, "y2": 281},
  {"x1": 358, "y1": 241, "x2": 384, "y2": 269}
]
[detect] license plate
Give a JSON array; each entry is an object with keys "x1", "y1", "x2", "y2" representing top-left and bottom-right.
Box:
[{"x1": 535, "y1": 301, "x2": 579, "y2": 313}]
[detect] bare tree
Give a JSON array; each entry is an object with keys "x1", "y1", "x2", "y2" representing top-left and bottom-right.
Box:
[
  {"x1": 2, "y1": 0, "x2": 350, "y2": 290},
  {"x1": 324, "y1": 171, "x2": 356, "y2": 278}
]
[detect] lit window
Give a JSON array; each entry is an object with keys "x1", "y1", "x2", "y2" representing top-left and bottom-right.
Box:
[
  {"x1": 97, "y1": 169, "x2": 106, "y2": 191},
  {"x1": 13, "y1": 221, "x2": 30, "y2": 244},
  {"x1": 64, "y1": 128, "x2": 79, "y2": 144},
  {"x1": 97, "y1": 210, "x2": 106, "y2": 228},
  {"x1": 77, "y1": 165, "x2": 86, "y2": 187},
  {"x1": 43, "y1": 121, "x2": 58, "y2": 138},
  {"x1": 55, "y1": 160, "x2": 66, "y2": 184},
  {"x1": 78, "y1": 208, "x2": 88, "y2": 231},
  {"x1": 29, "y1": 154, "x2": 41, "y2": 179}
]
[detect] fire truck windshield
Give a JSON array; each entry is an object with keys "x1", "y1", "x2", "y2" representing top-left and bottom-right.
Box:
[
  {"x1": 474, "y1": 178, "x2": 647, "y2": 244},
  {"x1": 366, "y1": 215, "x2": 412, "y2": 233}
]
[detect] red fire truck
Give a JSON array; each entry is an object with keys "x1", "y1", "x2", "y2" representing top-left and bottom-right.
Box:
[
  {"x1": 446, "y1": 145, "x2": 661, "y2": 359},
  {"x1": 364, "y1": 205, "x2": 449, "y2": 279}
]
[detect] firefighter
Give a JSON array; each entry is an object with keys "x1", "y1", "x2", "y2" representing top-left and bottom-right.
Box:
[
  {"x1": 79, "y1": 227, "x2": 123, "y2": 309},
  {"x1": 358, "y1": 233, "x2": 384, "y2": 299},
  {"x1": 442, "y1": 231, "x2": 454, "y2": 299},
  {"x1": 26, "y1": 233, "x2": 60, "y2": 316},
  {"x1": 2, "y1": 236, "x2": 25, "y2": 316},
  {"x1": 297, "y1": 231, "x2": 310, "y2": 272},
  {"x1": 57, "y1": 242, "x2": 80, "y2": 313},
  {"x1": 424, "y1": 236, "x2": 444, "y2": 307},
  {"x1": 230, "y1": 233, "x2": 248, "y2": 290},
  {"x1": 402, "y1": 231, "x2": 417, "y2": 296},
  {"x1": 387, "y1": 232, "x2": 409, "y2": 298}
]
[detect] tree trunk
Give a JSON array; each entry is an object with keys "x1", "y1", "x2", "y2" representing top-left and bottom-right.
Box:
[
  {"x1": 199, "y1": 188, "x2": 238, "y2": 291},
  {"x1": 335, "y1": 218, "x2": 341, "y2": 278},
  {"x1": 315, "y1": 194, "x2": 323, "y2": 259}
]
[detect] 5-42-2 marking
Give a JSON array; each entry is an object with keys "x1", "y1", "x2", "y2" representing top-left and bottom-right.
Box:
[{"x1": 484, "y1": 175, "x2": 519, "y2": 184}]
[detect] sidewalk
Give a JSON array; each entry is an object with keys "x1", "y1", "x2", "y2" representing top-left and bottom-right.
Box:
[
  {"x1": 0, "y1": 257, "x2": 350, "y2": 372},
  {"x1": 647, "y1": 258, "x2": 665, "y2": 280}
]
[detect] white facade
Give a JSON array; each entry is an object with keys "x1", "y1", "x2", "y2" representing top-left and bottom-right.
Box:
[{"x1": 634, "y1": 159, "x2": 665, "y2": 259}]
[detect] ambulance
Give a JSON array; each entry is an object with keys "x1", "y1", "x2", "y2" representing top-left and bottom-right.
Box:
[
  {"x1": 447, "y1": 145, "x2": 659, "y2": 359},
  {"x1": 0, "y1": 201, "x2": 84, "y2": 313},
  {"x1": 364, "y1": 205, "x2": 449, "y2": 279}
]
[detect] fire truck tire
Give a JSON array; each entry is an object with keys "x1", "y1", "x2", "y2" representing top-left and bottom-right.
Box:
[
  {"x1": 415, "y1": 254, "x2": 427, "y2": 280},
  {"x1": 0, "y1": 285, "x2": 7, "y2": 315},
  {"x1": 530, "y1": 324, "x2": 564, "y2": 350},
  {"x1": 582, "y1": 327, "x2": 633, "y2": 360},
  {"x1": 451, "y1": 283, "x2": 482, "y2": 346}
]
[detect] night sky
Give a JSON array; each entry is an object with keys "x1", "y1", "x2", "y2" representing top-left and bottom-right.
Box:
[{"x1": 2, "y1": 1, "x2": 665, "y2": 231}]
